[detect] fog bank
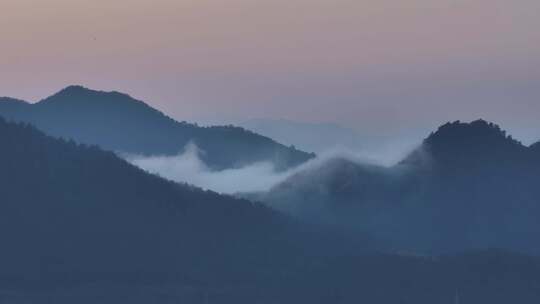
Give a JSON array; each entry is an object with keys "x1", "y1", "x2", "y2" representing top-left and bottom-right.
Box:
[{"x1": 126, "y1": 140, "x2": 419, "y2": 195}]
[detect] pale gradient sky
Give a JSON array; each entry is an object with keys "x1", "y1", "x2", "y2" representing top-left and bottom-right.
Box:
[{"x1": 1, "y1": 0, "x2": 539, "y2": 142}]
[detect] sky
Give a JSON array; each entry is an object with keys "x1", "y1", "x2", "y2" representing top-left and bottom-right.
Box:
[{"x1": 1, "y1": 0, "x2": 539, "y2": 143}]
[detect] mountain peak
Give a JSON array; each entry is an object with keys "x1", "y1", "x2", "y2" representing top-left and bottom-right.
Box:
[
  {"x1": 40, "y1": 85, "x2": 136, "y2": 105},
  {"x1": 53, "y1": 85, "x2": 97, "y2": 97},
  {"x1": 0, "y1": 86, "x2": 313, "y2": 171},
  {"x1": 401, "y1": 120, "x2": 526, "y2": 167},
  {"x1": 61, "y1": 84, "x2": 88, "y2": 92},
  {"x1": 425, "y1": 119, "x2": 522, "y2": 148},
  {"x1": 415, "y1": 119, "x2": 527, "y2": 166}
]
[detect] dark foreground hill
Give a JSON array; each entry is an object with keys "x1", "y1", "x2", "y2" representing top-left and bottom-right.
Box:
[
  {"x1": 1, "y1": 118, "x2": 540, "y2": 303},
  {"x1": 0, "y1": 117, "x2": 355, "y2": 302},
  {"x1": 258, "y1": 120, "x2": 540, "y2": 255},
  {"x1": 0, "y1": 86, "x2": 314, "y2": 171}
]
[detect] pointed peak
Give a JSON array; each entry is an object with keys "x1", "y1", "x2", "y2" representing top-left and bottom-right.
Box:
[
  {"x1": 47, "y1": 85, "x2": 120, "y2": 98},
  {"x1": 42, "y1": 85, "x2": 96, "y2": 100},
  {"x1": 39, "y1": 85, "x2": 141, "y2": 107},
  {"x1": 50, "y1": 85, "x2": 109, "y2": 99}
]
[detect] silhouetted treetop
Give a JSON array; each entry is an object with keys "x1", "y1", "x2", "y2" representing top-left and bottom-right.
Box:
[
  {"x1": 425, "y1": 119, "x2": 523, "y2": 151},
  {"x1": 398, "y1": 119, "x2": 528, "y2": 168}
]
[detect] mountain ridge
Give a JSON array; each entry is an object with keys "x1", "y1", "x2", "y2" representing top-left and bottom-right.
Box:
[
  {"x1": 0, "y1": 116, "x2": 359, "y2": 278},
  {"x1": 1, "y1": 116, "x2": 540, "y2": 302},
  {"x1": 0, "y1": 86, "x2": 315, "y2": 171},
  {"x1": 257, "y1": 119, "x2": 540, "y2": 254}
]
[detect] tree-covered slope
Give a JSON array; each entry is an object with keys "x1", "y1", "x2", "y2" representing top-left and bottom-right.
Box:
[
  {"x1": 0, "y1": 117, "x2": 344, "y2": 280},
  {"x1": 0, "y1": 118, "x2": 539, "y2": 303},
  {"x1": 259, "y1": 120, "x2": 540, "y2": 254},
  {"x1": 0, "y1": 86, "x2": 314, "y2": 171}
]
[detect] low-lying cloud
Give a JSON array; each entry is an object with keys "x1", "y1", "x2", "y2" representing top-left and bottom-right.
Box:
[
  {"x1": 126, "y1": 143, "x2": 293, "y2": 194},
  {"x1": 126, "y1": 141, "x2": 419, "y2": 195}
]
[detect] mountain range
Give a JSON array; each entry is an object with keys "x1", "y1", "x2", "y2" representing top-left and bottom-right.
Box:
[
  {"x1": 256, "y1": 120, "x2": 540, "y2": 254},
  {"x1": 0, "y1": 116, "x2": 360, "y2": 302},
  {"x1": 0, "y1": 86, "x2": 314, "y2": 171},
  {"x1": 1, "y1": 117, "x2": 540, "y2": 303},
  {"x1": 1, "y1": 86, "x2": 540, "y2": 302}
]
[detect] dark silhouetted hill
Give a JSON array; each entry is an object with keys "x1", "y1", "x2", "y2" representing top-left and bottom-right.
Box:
[
  {"x1": 0, "y1": 116, "x2": 306, "y2": 273},
  {"x1": 258, "y1": 120, "x2": 540, "y2": 255},
  {"x1": 0, "y1": 86, "x2": 314, "y2": 171},
  {"x1": 0, "y1": 116, "x2": 355, "y2": 302}
]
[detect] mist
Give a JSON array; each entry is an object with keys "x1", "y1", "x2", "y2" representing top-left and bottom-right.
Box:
[
  {"x1": 126, "y1": 143, "x2": 294, "y2": 194},
  {"x1": 126, "y1": 140, "x2": 419, "y2": 195}
]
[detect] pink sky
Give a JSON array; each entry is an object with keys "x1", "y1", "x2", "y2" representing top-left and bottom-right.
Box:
[{"x1": 1, "y1": 0, "x2": 539, "y2": 141}]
